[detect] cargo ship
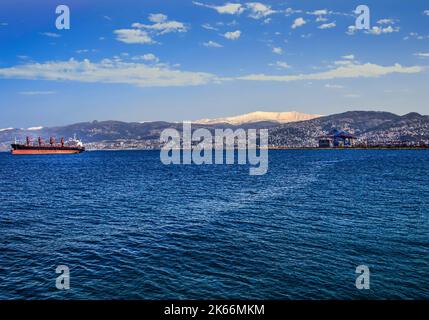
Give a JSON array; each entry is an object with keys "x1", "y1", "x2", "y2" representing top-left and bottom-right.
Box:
[{"x1": 11, "y1": 136, "x2": 85, "y2": 155}]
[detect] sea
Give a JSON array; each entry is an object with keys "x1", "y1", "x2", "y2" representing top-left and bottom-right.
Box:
[{"x1": 0, "y1": 150, "x2": 428, "y2": 299}]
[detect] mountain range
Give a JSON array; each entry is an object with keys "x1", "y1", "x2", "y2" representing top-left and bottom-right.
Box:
[
  {"x1": 0, "y1": 111, "x2": 428, "y2": 150},
  {"x1": 269, "y1": 111, "x2": 429, "y2": 147}
]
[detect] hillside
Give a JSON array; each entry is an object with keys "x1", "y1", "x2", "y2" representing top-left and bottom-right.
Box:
[
  {"x1": 269, "y1": 111, "x2": 429, "y2": 147},
  {"x1": 1, "y1": 111, "x2": 428, "y2": 150}
]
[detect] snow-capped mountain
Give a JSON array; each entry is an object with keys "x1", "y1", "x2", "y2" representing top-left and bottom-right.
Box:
[{"x1": 193, "y1": 111, "x2": 322, "y2": 125}]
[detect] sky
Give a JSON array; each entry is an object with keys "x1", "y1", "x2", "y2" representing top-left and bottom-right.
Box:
[{"x1": 0, "y1": 0, "x2": 428, "y2": 128}]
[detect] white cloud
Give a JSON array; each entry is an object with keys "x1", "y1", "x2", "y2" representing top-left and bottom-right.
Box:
[
  {"x1": 0, "y1": 58, "x2": 217, "y2": 88},
  {"x1": 148, "y1": 13, "x2": 168, "y2": 23},
  {"x1": 193, "y1": 2, "x2": 244, "y2": 15},
  {"x1": 291, "y1": 17, "x2": 306, "y2": 29},
  {"x1": 404, "y1": 32, "x2": 429, "y2": 40},
  {"x1": 414, "y1": 52, "x2": 429, "y2": 58},
  {"x1": 316, "y1": 16, "x2": 328, "y2": 22},
  {"x1": 284, "y1": 8, "x2": 302, "y2": 16},
  {"x1": 318, "y1": 22, "x2": 336, "y2": 29},
  {"x1": 131, "y1": 53, "x2": 160, "y2": 62},
  {"x1": 76, "y1": 49, "x2": 97, "y2": 54},
  {"x1": 347, "y1": 24, "x2": 399, "y2": 36},
  {"x1": 202, "y1": 23, "x2": 218, "y2": 31},
  {"x1": 194, "y1": 2, "x2": 279, "y2": 19},
  {"x1": 142, "y1": 53, "x2": 158, "y2": 61},
  {"x1": 114, "y1": 14, "x2": 187, "y2": 44},
  {"x1": 366, "y1": 25, "x2": 399, "y2": 35},
  {"x1": 203, "y1": 40, "x2": 223, "y2": 48},
  {"x1": 114, "y1": 29, "x2": 154, "y2": 44},
  {"x1": 307, "y1": 9, "x2": 333, "y2": 23},
  {"x1": 224, "y1": 30, "x2": 241, "y2": 40},
  {"x1": 40, "y1": 32, "x2": 61, "y2": 38},
  {"x1": 325, "y1": 84, "x2": 344, "y2": 89},
  {"x1": 132, "y1": 17, "x2": 187, "y2": 35},
  {"x1": 307, "y1": 9, "x2": 329, "y2": 16},
  {"x1": 131, "y1": 53, "x2": 159, "y2": 63},
  {"x1": 19, "y1": 91, "x2": 56, "y2": 95},
  {"x1": 274, "y1": 61, "x2": 291, "y2": 69},
  {"x1": 377, "y1": 18, "x2": 394, "y2": 25},
  {"x1": 334, "y1": 60, "x2": 353, "y2": 66},
  {"x1": 334, "y1": 55, "x2": 355, "y2": 65},
  {"x1": 346, "y1": 25, "x2": 357, "y2": 35},
  {"x1": 237, "y1": 62, "x2": 423, "y2": 82},
  {"x1": 272, "y1": 47, "x2": 283, "y2": 55},
  {"x1": 424, "y1": 10, "x2": 429, "y2": 16},
  {"x1": 246, "y1": 2, "x2": 276, "y2": 19}
]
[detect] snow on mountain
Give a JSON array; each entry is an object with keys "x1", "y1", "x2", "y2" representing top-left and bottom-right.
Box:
[
  {"x1": 193, "y1": 111, "x2": 322, "y2": 125},
  {"x1": 27, "y1": 126, "x2": 44, "y2": 131}
]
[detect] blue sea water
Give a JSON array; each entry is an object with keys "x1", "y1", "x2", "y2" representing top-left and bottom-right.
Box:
[{"x1": 0, "y1": 150, "x2": 428, "y2": 300}]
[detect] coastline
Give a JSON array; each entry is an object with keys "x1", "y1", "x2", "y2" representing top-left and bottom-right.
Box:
[{"x1": 2, "y1": 147, "x2": 429, "y2": 153}]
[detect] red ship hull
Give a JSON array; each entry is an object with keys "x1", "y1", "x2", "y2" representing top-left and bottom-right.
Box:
[
  {"x1": 11, "y1": 149, "x2": 83, "y2": 155},
  {"x1": 11, "y1": 144, "x2": 85, "y2": 155}
]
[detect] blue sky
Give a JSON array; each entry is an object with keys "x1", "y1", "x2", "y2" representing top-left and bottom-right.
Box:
[{"x1": 0, "y1": 0, "x2": 428, "y2": 128}]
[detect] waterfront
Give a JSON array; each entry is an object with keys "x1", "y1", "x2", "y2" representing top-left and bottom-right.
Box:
[{"x1": 0, "y1": 150, "x2": 428, "y2": 299}]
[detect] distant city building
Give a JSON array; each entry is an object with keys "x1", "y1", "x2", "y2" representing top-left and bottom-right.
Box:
[
  {"x1": 319, "y1": 129, "x2": 356, "y2": 148},
  {"x1": 318, "y1": 139, "x2": 332, "y2": 148}
]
